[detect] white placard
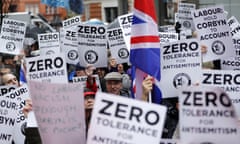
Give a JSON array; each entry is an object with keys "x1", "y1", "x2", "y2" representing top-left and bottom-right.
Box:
[
  {"x1": 61, "y1": 28, "x2": 79, "y2": 65},
  {"x1": 107, "y1": 27, "x2": 129, "y2": 64},
  {"x1": 29, "y1": 81, "x2": 85, "y2": 144},
  {"x1": 118, "y1": 13, "x2": 133, "y2": 51},
  {"x1": 159, "y1": 32, "x2": 178, "y2": 44},
  {"x1": 201, "y1": 69, "x2": 240, "y2": 118},
  {"x1": 228, "y1": 16, "x2": 240, "y2": 37},
  {"x1": 179, "y1": 85, "x2": 240, "y2": 144},
  {"x1": 72, "y1": 74, "x2": 102, "y2": 91},
  {"x1": 78, "y1": 24, "x2": 108, "y2": 67},
  {"x1": 159, "y1": 39, "x2": 202, "y2": 98},
  {"x1": 87, "y1": 92, "x2": 167, "y2": 144},
  {"x1": 192, "y1": 6, "x2": 235, "y2": 62},
  {"x1": 62, "y1": 15, "x2": 81, "y2": 29},
  {"x1": 25, "y1": 53, "x2": 68, "y2": 83},
  {"x1": 159, "y1": 25, "x2": 176, "y2": 33},
  {"x1": 0, "y1": 85, "x2": 16, "y2": 96},
  {"x1": 160, "y1": 138, "x2": 178, "y2": 144},
  {"x1": 0, "y1": 18, "x2": 27, "y2": 55},
  {"x1": 1, "y1": 85, "x2": 30, "y2": 144},
  {"x1": 38, "y1": 32, "x2": 61, "y2": 55},
  {"x1": 177, "y1": 2, "x2": 196, "y2": 30},
  {"x1": 0, "y1": 97, "x2": 18, "y2": 143}
]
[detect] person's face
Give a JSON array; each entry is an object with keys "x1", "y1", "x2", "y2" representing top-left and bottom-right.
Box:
[
  {"x1": 106, "y1": 80, "x2": 122, "y2": 95},
  {"x1": 97, "y1": 69, "x2": 105, "y2": 78},
  {"x1": 3, "y1": 74, "x2": 19, "y2": 86},
  {"x1": 109, "y1": 58, "x2": 117, "y2": 67},
  {"x1": 117, "y1": 64, "x2": 124, "y2": 73},
  {"x1": 76, "y1": 70, "x2": 86, "y2": 77},
  {"x1": 4, "y1": 59, "x2": 14, "y2": 65},
  {"x1": 84, "y1": 95, "x2": 95, "y2": 110}
]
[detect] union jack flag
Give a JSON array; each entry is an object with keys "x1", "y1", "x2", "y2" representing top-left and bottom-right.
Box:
[
  {"x1": 130, "y1": 0, "x2": 162, "y2": 103},
  {"x1": 19, "y1": 60, "x2": 27, "y2": 85}
]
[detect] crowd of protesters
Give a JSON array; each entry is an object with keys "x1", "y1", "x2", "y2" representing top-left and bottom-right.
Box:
[{"x1": 0, "y1": 18, "x2": 187, "y2": 143}]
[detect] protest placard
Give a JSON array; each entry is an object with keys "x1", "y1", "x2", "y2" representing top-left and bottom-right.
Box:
[
  {"x1": 177, "y1": 2, "x2": 196, "y2": 30},
  {"x1": 25, "y1": 53, "x2": 68, "y2": 83},
  {"x1": 159, "y1": 39, "x2": 202, "y2": 98},
  {"x1": 78, "y1": 24, "x2": 108, "y2": 67},
  {"x1": 221, "y1": 36, "x2": 240, "y2": 70},
  {"x1": 0, "y1": 85, "x2": 29, "y2": 144},
  {"x1": 160, "y1": 138, "x2": 178, "y2": 144},
  {"x1": 0, "y1": 85, "x2": 16, "y2": 97},
  {"x1": 72, "y1": 74, "x2": 102, "y2": 91},
  {"x1": 28, "y1": 81, "x2": 86, "y2": 144},
  {"x1": 179, "y1": 85, "x2": 240, "y2": 144},
  {"x1": 118, "y1": 13, "x2": 133, "y2": 51},
  {"x1": 87, "y1": 92, "x2": 167, "y2": 144},
  {"x1": 38, "y1": 32, "x2": 61, "y2": 55},
  {"x1": 0, "y1": 18, "x2": 27, "y2": 55},
  {"x1": 61, "y1": 28, "x2": 79, "y2": 65},
  {"x1": 192, "y1": 6, "x2": 235, "y2": 62},
  {"x1": 0, "y1": 96, "x2": 18, "y2": 144},
  {"x1": 62, "y1": 15, "x2": 81, "y2": 29},
  {"x1": 159, "y1": 32, "x2": 178, "y2": 44},
  {"x1": 107, "y1": 27, "x2": 129, "y2": 64},
  {"x1": 228, "y1": 16, "x2": 240, "y2": 37},
  {"x1": 201, "y1": 69, "x2": 240, "y2": 118},
  {"x1": 159, "y1": 25, "x2": 176, "y2": 33}
]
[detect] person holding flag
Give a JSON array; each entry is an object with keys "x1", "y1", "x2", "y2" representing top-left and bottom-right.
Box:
[
  {"x1": 130, "y1": 0, "x2": 162, "y2": 104},
  {"x1": 130, "y1": 1, "x2": 180, "y2": 139}
]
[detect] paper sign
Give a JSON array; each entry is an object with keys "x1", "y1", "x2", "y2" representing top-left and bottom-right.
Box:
[
  {"x1": 0, "y1": 85, "x2": 16, "y2": 96},
  {"x1": 78, "y1": 24, "x2": 108, "y2": 67},
  {"x1": 228, "y1": 16, "x2": 240, "y2": 37},
  {"x1": 0, "y1": 18, "x2": 27, "y2": 55},
  {"x1": 29, "y1": 81, "x2": 86, "y2": 144},
  {"x1": 0, "y1": 97, "x2": 18, "y2": 143},
  {"x1": 159, "y1": 25, "x2": 176, "y2": 33},
  {"x1": 159, "y1": 39, "x2": 202, "y2": 98},
  {"x1": 177, "y1": 3, "x2": 196, "y2": 30},
  {"x1": 221, "y1": 36, "x2": 240, "y2": 70},
  {"x1": 118, "y1": 13, "x2": 133, "y2": 51},
  {"x1": 0, "y1": 85, "x2": 29, "y2": 144},
  {"x1": 160, "y1": 138, "x2": 178, "y2": 144},
  {"x1": 201, "y1": 69, "x2": 240, "y2": 118},
  {"x1": 159, "y1": 32, "x2": 178, "y2": 44},
  {"x1": 38, "y1": 32, "x2": 61, "y2": 55},
  {"x1": 25, "y1": 53, "x2": 68, "y2": 83},
  {"x1": 62, "y1": 15, "x2": 81, "y2": 29},
  {"x1": 61, "y1": 28, "x2": 79, "y2": 65},
  {"x1": 179, "y1": 85, "x2": 240, "y2": 144},
  {"x1": 107, "y1": 27, "x2": 129, "y2": 64},
  {"x1": 192, "y1": 6, "x2": 235, "y2": 62},
  {"x1": 87, "y1": 92, "x2": 167, "y2": 144},
  {"x1": 72, "y1": 74, "x2": 102, "y2": 91}
]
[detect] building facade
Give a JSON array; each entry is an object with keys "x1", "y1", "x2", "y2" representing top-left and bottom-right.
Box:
[
  {"x1": 3, "y1": 0, "x2": 240, "y2": 26},
  {"x1": 3, "y1": 0, "x2": 67, "y2": 22},
  {"x1": 3, "y1": 0, "x2": 132, "y2": 24}
]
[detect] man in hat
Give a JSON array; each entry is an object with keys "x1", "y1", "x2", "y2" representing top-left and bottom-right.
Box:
[{"x1": 104, "y1": 72, "x2": 130, "y2": 97}]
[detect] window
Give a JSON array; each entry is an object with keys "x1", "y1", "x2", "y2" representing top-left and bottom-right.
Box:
[
  {"x1": 105, "y1": 7, "x2": 118, "y2": 23},
  {"x1": 46, "y1": 6, "x2": 57, "y2": 14},
  {"x1": 25, "y1": 4, "x2": 39, "y2": 14},
  {"x1": 9, "y1": 4, "x2": 17, "y2": 12}
]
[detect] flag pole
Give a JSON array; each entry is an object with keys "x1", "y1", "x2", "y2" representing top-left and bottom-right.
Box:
[{"x1": 148, "y1": 92, "x2": 152, "y2": 103}]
